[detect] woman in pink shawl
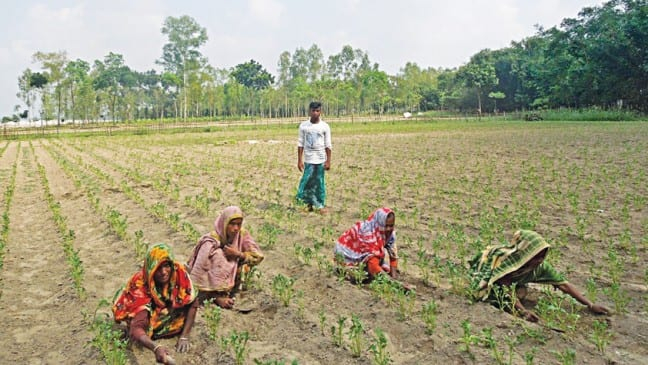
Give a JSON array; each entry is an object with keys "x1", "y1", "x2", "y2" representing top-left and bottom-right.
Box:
[
  {"x1": 334, "y1": 207, "x2": 400, "y2": 281},
  {"x1": 187, "y1": 206, "x2": 264, "y2": 309}
]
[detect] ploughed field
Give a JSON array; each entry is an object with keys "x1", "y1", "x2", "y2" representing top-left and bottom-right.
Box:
[{"x1": 0, "y1": 120, "x2": 646, "y2": 364}]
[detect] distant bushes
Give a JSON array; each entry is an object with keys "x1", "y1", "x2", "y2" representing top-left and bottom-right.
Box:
[{"x1": 534, "y1": 108, "x2": 644, "y2": 122}]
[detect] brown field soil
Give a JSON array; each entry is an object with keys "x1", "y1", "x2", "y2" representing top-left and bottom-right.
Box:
[{"x1": 0, "y1": 120, "x2": 646, "y2": 365}]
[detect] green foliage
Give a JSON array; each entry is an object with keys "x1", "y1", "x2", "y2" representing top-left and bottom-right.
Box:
[
  {"x1": 590, "y1": 319, "x2": 612, "y2": 354},
  {"x1": 203, "y1": 300, "x2": 222, "y2": 341},
  {"x1": 459, "y1": 319, "x2": 480, "y2": 359},
  {"x1": 221, "y1": 330, "x2": 249, "y2": 365},
  {"x1": 369, "y1": 328, "x2": 392, "y2": 365},
  {"x1": 271, "y1": 274, "x2": 295, "y2": 306},
  {"x1": 535, "y1": 290, "x2": 581, "y2": 333},
  {"x1": 259, "y1": 222, "x2": 282, "y2": 250},
  {"x1": 330, "y1": 315, "x2": 346, "y2": 348},
  {"x1": 348, "y1": 314, "x2": 365, "y2": 357},
  {"x1": 541, "y1": 108, "x2": 643, "y2": 122},
  {"x1": 231, "y1": 60, "x2": 275, "y2": 90},
  {"x1": 421, "y1": 299, "x2": 438, "y2": 335},
  {"x1": 552, "y1": 348, "x2": 576, "y2": 365},
  {"x1": 318, "y1": 308, "x2": 327, "y2": 335},
  {"x1": 86, "y1": 299, "x2": 128, "y2": 365}
]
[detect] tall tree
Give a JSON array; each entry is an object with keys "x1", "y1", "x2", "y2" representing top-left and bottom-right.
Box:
[
  {"x1": 93, "y1": 52, "x2": 136, "y2": 122},
  {"x1": 457, "y1": 50, "x2": 499, "y2": 115},
  {"x1": 231, "y1": 60, "x2": 275, "y2": 90},
  {"x1": 64, "y1": 59, "x2": 90, "y2": 124},
  {"x1": 33, "y1": 51, "x2": 68, "y2": 125},
  {"x1": 159, "y1": 15, "x2": 208, "y2": 120},
  {"x1": 231, "y1": 60, "x2": 276, "y2": 116}
]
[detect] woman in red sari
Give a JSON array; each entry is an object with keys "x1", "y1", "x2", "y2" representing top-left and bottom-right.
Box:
[
  {"x1": 113, "y1": 243, "x2": 197, "y2": 364},
  {"x1": 334, "y1": 207, "x2": 401, "y2": 281}
]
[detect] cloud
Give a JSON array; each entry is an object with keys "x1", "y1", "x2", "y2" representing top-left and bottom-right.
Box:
[{"x1": 248, "y1": 0, "x2": 284, "y2": 27}]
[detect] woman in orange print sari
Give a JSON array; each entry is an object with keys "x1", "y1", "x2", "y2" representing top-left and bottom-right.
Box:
[{"x1": 113, "y1": 243, "x2": 197, "y2": 364}]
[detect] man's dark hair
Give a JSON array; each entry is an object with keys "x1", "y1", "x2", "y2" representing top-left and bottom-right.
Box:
[{"x1": 309, "y1": 101, "x2": 322, "y2": 110}]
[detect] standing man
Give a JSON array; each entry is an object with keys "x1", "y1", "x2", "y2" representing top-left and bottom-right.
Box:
[{"x1": 296, "y1": 101, "x2": 332, "y2": 214}]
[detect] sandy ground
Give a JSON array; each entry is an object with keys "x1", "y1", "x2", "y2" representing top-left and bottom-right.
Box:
[{"x1": 0, "y1": 121, "x2": 646, "y2": 364}]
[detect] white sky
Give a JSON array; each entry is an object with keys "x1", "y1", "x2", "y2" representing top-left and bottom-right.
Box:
[{"x1": 0, "y1": 0, "x2": 606, "y2": 117}]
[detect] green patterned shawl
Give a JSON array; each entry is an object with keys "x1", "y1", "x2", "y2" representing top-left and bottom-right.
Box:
[{"x1": 469, "y1": 230, "x2": 567, "y2": 301}]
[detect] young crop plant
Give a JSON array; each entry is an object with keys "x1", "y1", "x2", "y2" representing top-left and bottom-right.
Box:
[
  {"x1": 107, "y1": 209, "x2": 128, "y2": 240},
  {"x1": 221, "y1": 330, "x2": 250, "y2": 365},
  {"x1": 203, "y1": 299, "x2": 222, "y2": 341},
  {"x1": 585, "y1": 277, "x2": 598, "y2": 303},
  {"x1": 331, "y1": 315, "x2": 347, "y2": 347},
  {"x1": 459, "y1": 319, "x2": 480, "y2": 360},
  {"x1": 604, "y1": 281, "x2": 631, "y2": 314},
  {"x1": 368, "y1": 274, "x2": 397, "y2": 304},
  {"x1": 524, "y1": 346, "x2": 538, "y2": 365},
  {"x1": 348, "y1": 314, "x2": 365, "y2": 357},
  {"x1": 479, "y1": 327, "x2": 506, "y2": 364},
  {"x1": 421, "y1": 299, "x2": 438, "y2": 335},
  {"x1": 369, "y1": 328, "x2": 392, "y2": 365},
  {"x1": 293, "y1": 243, "x2": 314, "y2": 265},
  {"x1": 0, "y1": 156, "x2": 18, "y2": 273},
  {"x1": 168, "y1": 212, "x2": 181, "y2": 231},
  {"x1": 552, "y1": 348, "x2": 576, "y2": 365},
  {"x1": 395, "y1": 287, "x2": 416, "y2": 321},
  {"x1": 491, "y1": 284, "x2": 517, "y2": 314},
  {"x1": 444, "y1": 261, "x2": 470, "y2": 297},
  {"x1": 86, "y1": 299, "x2": 128, "y2": 365},
  {"x1": 318, "y1": 308, "x2": 327, "y2": 335},
  {"x1": 590, "y1": 319, "x2": 613, "y2": 354},
  {"x1": 259, "y1": 222, "x2": 282, "y2": 250},
  {"x1": 34, "y1": 155, "x2": 87, "y2": 299},
  {"x1": 240, "y1": 266, "x2": 262, "y2": 291},
  {"x1": 133, "y1": 229, "x2": 148, "y2": 260},
  {"x1": 271, "y1": 274, "x2": 295, "y2": 307},
  {"x1": 415, "y1": 239, "x2": 432, "y2": 285},
  {"x1": 296, "y1": 290, "x2": 305, "y2": 320},
  {"x1": 185, "y1": 188, "x2": 211, "y2": 216},
  {"x1": 181, "y1": 221, "x2": 201, "y2": 243},
  {"x1": 535, "y1": 289, "x2": 580, "y2": 333}
]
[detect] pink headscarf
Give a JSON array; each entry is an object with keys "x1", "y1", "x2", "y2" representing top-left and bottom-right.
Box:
[{"x1": 187, "y1": 206, "x2": 261, "y2": 292}]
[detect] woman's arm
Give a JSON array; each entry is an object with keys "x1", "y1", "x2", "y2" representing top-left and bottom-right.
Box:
[
  {"x1": 556, "y1": 283, "x2": 610, "y2": 314},
  {"x1": 130, "y1": 311, "x2": 171, "y2": 363},
  {"x1": 513, "y1": 298, "x2": 540, "y2": 322},
  {"x1": 175, "y1": 305, "x2": 198, "y2": 352}
]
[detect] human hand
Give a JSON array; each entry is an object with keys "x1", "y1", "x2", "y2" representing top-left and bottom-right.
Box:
[
  {"x1": 324, "y1": 160, "x2": 330, "y2": 170},
  {"x1": 222, "y1": 245, "x2": 242, "y2": 261},
  {"x1": 215, "y1": 296, "x2": 235, "y2": 309},
  {"x1": 589, "y1": 303, "x2": 610, "y2": 315},
  {"x1": 298, "y1": 161, "x2": 304, "y2": 172},
  {"x1": 521, "y1": 309, "x2": 540, "y2": 322},
  {"x1": 175, "y1": 337, "x2": 190, "y2": 353},
  {"x1": 153, "y1": 345, "x2": 169, "y2": 363}
]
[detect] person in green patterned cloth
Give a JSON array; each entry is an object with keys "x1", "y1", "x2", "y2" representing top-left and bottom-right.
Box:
[{"x1": 469, "y1": 230, "x2": 609, "y2": 322}]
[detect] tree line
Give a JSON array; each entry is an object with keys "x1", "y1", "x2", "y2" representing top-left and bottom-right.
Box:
[{"x1": 9, "y1": 0, "x2": 647, "y2": 124}]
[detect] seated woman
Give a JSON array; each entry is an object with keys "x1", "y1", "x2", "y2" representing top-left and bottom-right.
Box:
[
  {"x1": 187, "y1": 206, "x2": 264, "y2": 309},
  {"x1": 469, "y1": 229, "x2": 609, "y2": 322},
  {"x1": 334, "y1": 207, "x2": 405, "y2": 286},
  {"x1": 112, "y1": 243, "x2": 197, "y2": 365}
]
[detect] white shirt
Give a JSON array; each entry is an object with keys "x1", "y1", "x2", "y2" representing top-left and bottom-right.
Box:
[{"x1": 297, "y1": 119, "x2": 332, "y2": 164}]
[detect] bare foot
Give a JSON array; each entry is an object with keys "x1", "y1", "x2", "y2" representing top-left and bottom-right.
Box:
[{"x1": 319, "y1": 207, "x2": 329, "y2": 215}]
